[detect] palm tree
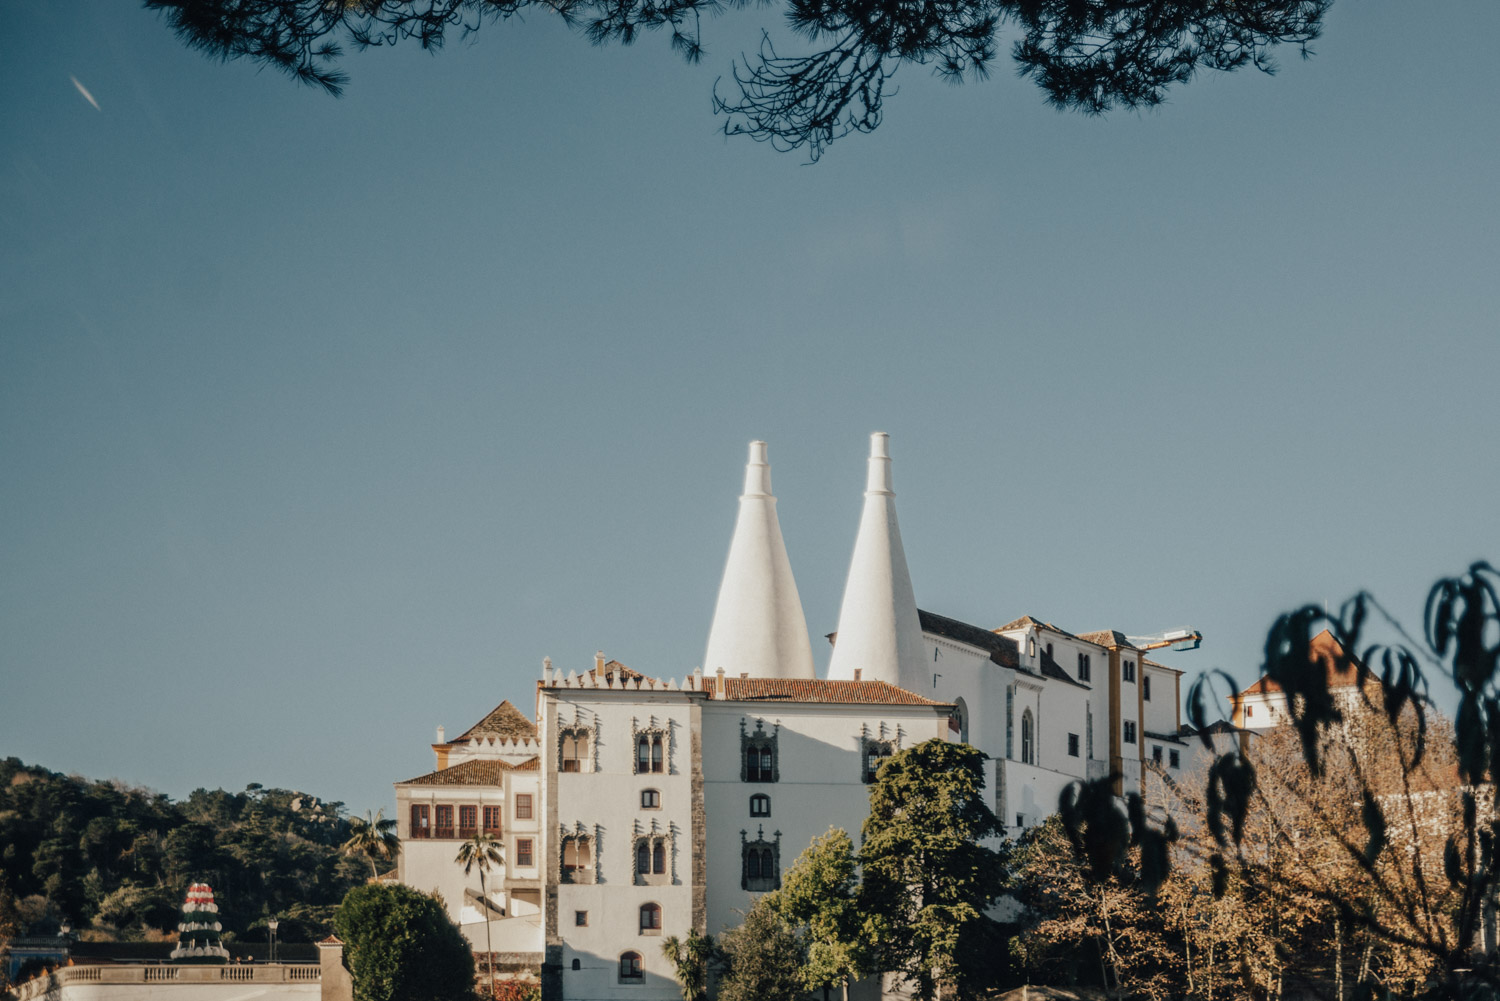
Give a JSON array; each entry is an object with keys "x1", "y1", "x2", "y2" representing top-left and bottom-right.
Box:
[
  {"x1": 340, "y1": 809, "x2": 400, "y2": 880},
  {"x1": 456, "y1": 831, "x2": 505, "y2": 998}
]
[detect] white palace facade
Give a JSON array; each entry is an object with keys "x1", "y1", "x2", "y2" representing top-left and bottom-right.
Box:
[{"x1": 393, "y1": 434, "x2": 1198, "y2": 1000}]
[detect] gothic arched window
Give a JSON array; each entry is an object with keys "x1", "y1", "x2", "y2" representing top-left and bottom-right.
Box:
[
  {"x1": 862, "y1": 739, "x2": 894, "y2": 784},
  {"x1": 637, "y1": 735, "x2": 651, "y2": 774},
  {"x1": 741, "y1": 827, "x2": 781, "y2": 892},
  {"x1": 1020, "y1": 709, "x2": 1035, "y2": 765},
  {"x1": 742, "y1": 721, "x2": 778, "y2": 783}
]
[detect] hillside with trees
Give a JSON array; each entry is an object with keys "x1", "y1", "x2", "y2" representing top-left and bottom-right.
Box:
[{"x1": 0, "y1": 758, "x2": 371, "y2": 946}]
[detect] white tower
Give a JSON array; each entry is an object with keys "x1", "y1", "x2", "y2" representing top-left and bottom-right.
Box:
[
  {"x1": 703, "y1": 441, "x2": 816, "y2": 680},
  {"x1": 826, "y1": 432, "x2": 926, "y2": 691}
]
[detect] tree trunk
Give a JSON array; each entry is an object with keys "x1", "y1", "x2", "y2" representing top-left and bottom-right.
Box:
[
  {"x1": 1333, "y1": 917, "x2": 1342, "y2": 1001},
  {"x1": 481, "y1": 870, "x2": 496, "y2": 998}
]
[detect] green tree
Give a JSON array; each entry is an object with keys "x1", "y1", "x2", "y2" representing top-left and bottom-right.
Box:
[
  {"x1": 341, "y1": 810, "x2": 401, "y2": 880},
  {"x1": 660, "y1": 929, "x2": 717, "y2": 1001},
  {"x1": 859, "y1": 739, "x2": 1005, "y2": 1001},
  {"x1": 717, "y1": 897, "x2": 804, "y2": 1001},
  {"x1": 146, "y1": 0, "x2": 1329, "y2": 159},
  {"x1": 333, "y1": 883, "x2": 476, "y2": 1001},
  {"x1": 455, "y1": 831, "x2": 504, "y2": 998},
  {"x1": 766, "y1": 828, "x2": 864, "y2": 1001}
]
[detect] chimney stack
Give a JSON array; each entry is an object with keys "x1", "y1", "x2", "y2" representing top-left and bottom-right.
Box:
[
  {"x1": 826, "y1": 432, "x2": 926, "y2": 691},
  {"x1": 703, "y1": 441, "x2": 816, "y2": 680}
]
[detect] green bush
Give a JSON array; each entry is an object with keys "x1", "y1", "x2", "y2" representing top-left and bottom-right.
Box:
[{"x1": 333, "y1": 883, "x2": 475, "y2": 1001}]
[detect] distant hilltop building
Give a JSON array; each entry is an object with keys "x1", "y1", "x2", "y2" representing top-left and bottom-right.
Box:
[{"x1": 393, "y1": 433, "x2": 1214, "y2": 999}]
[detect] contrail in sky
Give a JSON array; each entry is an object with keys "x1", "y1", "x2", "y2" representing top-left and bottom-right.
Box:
[{"x1": 71, "y1": 76, "x2": 101, "y2": 111}]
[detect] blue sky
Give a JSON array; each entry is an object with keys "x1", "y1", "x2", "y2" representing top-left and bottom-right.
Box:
[{"x1": 2, "y1": 2, "x2": 1495, "y2": 815}]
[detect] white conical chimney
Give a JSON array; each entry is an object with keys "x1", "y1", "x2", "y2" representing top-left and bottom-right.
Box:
[
  {"x1": 703, "y1": 441, "x2": 817, "y2": 680},
  {"x1": 826, "y1": 432, "x2": 926, "y2": 690}
]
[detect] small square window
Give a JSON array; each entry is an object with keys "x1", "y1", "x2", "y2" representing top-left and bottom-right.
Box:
[
  {"x1": 575, "y1": 911, "x2": 588, "y2": 927},
  {"x1": 1169, "y1": 749, "x2": 1181, "y2": 769},
  {"x1": 641, "y1": 789, "x2": 660, "y2": 809},
  {"x1": 1016, "y1": 814, "x2": 1025, "y2": 828},
  {"x1": 1067, "y1": 733, "x2": 1079, "y2": 757}
]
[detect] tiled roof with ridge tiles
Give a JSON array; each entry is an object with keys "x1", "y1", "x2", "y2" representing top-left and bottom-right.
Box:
[
  {"x1": 450, "y1": 700, "x2": 537, "y2": 743},
  {"x1": 397, "y1": 756, "x2": 540, "y2": 786},
  {"x1": 722, "y1": 678, "x2": 948, "y2": 706}
]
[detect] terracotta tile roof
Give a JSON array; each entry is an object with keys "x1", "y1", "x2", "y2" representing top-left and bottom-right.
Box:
[
  {"x1": 452, "y1": 700, "x2": 537, "y2": 743},
  {"x1": 999, "y1": 615, "x2": 1080, "y2": 639},
  {"x1": 592, "y1": 659, "x2": 651, "y2": 684},
  {"x1": 398, "y1": 756, "x2": 539, "y2": 787},
  {"x1": 1142, "y1": 657, "x2": 1183, "y2": 676},
  {"x1": 1236, "y1": 630, "x2": 1362, "y2": 696},
  {"x1": 1075, "y1": 629, "x2": 1135, "y2": 649},
  {"x1": 722, "y1": 678, "x2": 948, "y2": 706}
]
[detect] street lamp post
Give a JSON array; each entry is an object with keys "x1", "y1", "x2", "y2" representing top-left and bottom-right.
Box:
[{"x1": 267, "y1": 918, "x2": 278, "y2": 965}]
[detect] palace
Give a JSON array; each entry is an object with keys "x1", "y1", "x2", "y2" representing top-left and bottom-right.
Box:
[{"x1": 393, "y1": 434, "x2": 1199, "y2": 1000}]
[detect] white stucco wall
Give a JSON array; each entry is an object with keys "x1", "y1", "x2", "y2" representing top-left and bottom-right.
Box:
[{"x1": 545, "y1": 689, "x2": 697, "y2": 1001}]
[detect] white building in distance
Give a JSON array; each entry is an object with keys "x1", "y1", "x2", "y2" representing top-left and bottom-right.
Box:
[{"x1": 394, "y1": 433, "x2": 1204, "y2": 1000}]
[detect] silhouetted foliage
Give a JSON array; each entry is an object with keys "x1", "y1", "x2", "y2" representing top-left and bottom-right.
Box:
[
  {"x1": 145, "y1": 0, "x2": 1331, "y2": 158},
  {"x1": 0, "y1": 759, "x2": 370, "y2": 942},
  {"x1": 1061, "y1": 560, "x2": 1500, "y2": 995}
]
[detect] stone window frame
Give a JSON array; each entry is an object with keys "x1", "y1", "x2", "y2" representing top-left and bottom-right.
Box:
[
  {"x1": 632, "y1": 716, "x2": 673, "y2": 775},
  {"x1": 558, "y1": 708, "x2": 599, "y2": 774},
  {"x1": 859, "y1": 722, "x2": 903, "y2": 785},
  {"x1": 559, "y1": 822, "x2": 600, "y2": 884},
  {"x1": 631, "y1": 819, "x2": 676, "y2": 885},
  {"x1": 741, "y1": 825, "x2": 781, "y2": 892},
  {"x1": 740, "y1": 718, "x2": 780, "y2": 783},
  {"x1": 516, "y1": 837, "x2": 535, "y2": 867},
  {"x1": 1020, "y1": 709, "x2": 1035, "y2": 765}
]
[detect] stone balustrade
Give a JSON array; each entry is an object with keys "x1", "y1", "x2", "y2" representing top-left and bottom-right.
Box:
[{"x1": 12, "y1": 963, "x2": 321, "y2": 1000}]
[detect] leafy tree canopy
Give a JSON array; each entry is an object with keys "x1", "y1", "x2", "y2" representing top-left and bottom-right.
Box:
[
  {"x1": 858, "y1": 738, "x2": 1006, "y2": 1001},
  {"x1": 0, "y1": 758, "x2": 370, "y2": 942},
  {"x1": 764, "y1": 827, "x2": 864, "y2": 1001},
  {"x1": 333, "y1": 882, "x2": 476, "y2": 1001},
  {"x1": 145, "y1": 0, "x2": 1331, "y2": 158},
  {"x1": 716, "y1": 896, "x2": 804, "y2": 1001}
]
